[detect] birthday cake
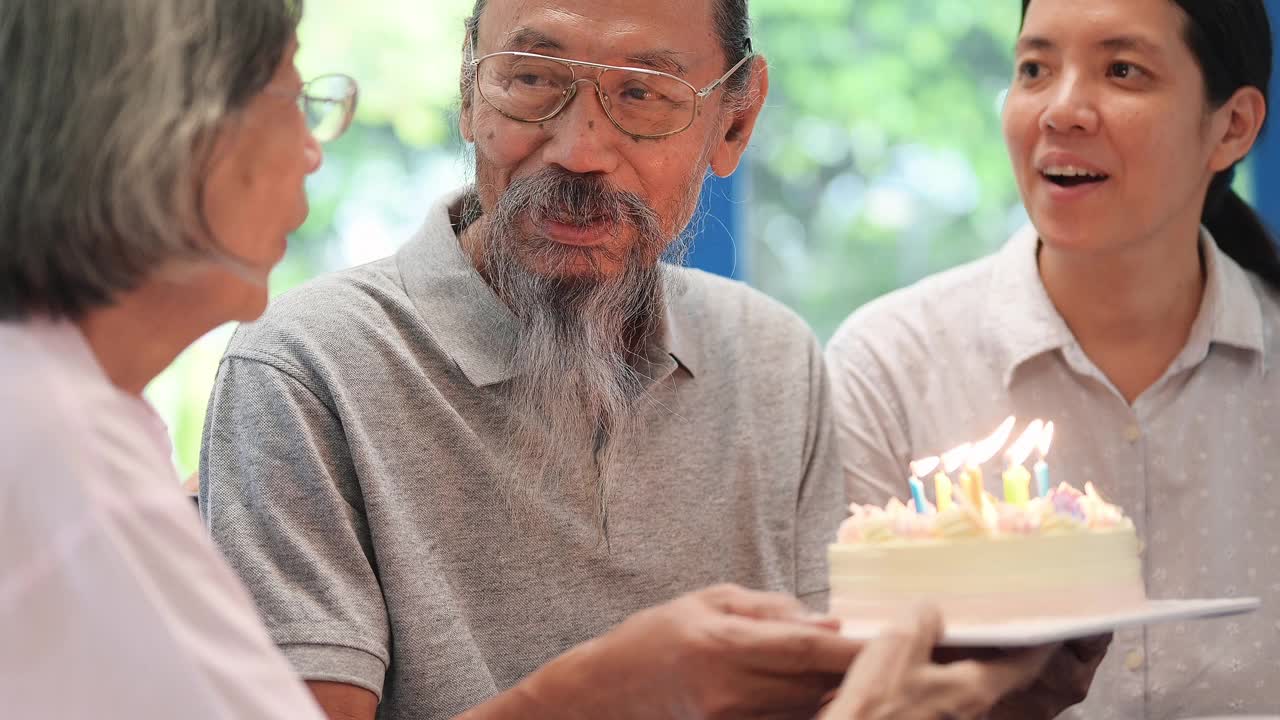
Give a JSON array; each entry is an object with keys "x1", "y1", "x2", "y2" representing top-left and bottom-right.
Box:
[{"x1": 828, "y1": 419, "x2": 1146, "y2": 624}]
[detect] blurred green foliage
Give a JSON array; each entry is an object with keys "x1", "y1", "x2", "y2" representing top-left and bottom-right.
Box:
[
  {"x1": 747, "y1": 0, "x2": 1023, "y2": 337},
  {"x1": 149, "y1": 0, "x2": 478, "y2": 476}
]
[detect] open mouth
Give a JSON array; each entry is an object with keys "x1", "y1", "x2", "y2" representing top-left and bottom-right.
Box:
[{"x1": 1040, "y1": 165, "x2": 1109, "y2": 188}]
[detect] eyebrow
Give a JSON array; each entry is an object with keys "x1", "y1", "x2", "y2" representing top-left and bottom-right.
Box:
[
  {"x1": 1016, "y1": 34, "x2": 1165, "y2": 55},
  {"x1": 501, "y1": 27, "x2": 689, "y2": 76},
  {"x1": 1015, "y1": 36, "x2": 1055, "y2": 53},
  {"x1": 1098, "y1": 35, "x2": 1164, "y2": 55},
  {"x1": 503, "y1": 27, "x2": 564, "y2": 53},
  {"x1": 623, "y1": 50, "x2": 689, "y2": 76}
]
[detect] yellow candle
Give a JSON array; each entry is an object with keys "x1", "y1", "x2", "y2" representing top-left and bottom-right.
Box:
[
  {"x1": 1002, "y1": 464, "x2": 1031, "y2": 505},
  {"x1": 960, "y1": 466, "x2": 983, "y2": 509},
  {"x1": 934, "y1": 472, "x2": 953, "y2": 512}
]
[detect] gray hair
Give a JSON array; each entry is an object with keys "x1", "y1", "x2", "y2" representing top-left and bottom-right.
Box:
[
  {"x1": 0, "y1": 0, "x2": 303, "y2": 320},
  {"x1": 461, "y1": 0, "x2": 754, "y2": 111},
  {"x1": 470, "y1": 167, "x2": 681, "y2": 533}
]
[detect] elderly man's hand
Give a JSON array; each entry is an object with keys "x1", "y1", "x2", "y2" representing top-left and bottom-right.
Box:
[
  {"x1": 986, "y1": 634, "x2": 1112, "y2": 720},
  {"x1": 514, "y1": 583, "x2": 860, "y2": 720},
  {"x1": 818, "y1": 607, "x2": 1057, "y2": 720}
]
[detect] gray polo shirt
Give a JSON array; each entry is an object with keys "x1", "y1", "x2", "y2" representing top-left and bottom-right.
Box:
[{"x1": 199, "y1": 189, "x2": 843, "y2": 719}]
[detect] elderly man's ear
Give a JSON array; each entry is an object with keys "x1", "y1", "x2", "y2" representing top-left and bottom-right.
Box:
[{"x1": 709, "y1": 56, "x2": 769, "y2": 179}]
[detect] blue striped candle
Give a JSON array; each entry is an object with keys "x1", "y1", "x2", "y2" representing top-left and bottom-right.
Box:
[
  {"x1": 1034, "y1": 460, "x2": 1051, "y2": 498},
  {"x1": 909, "y1": 477, "x2": 928, "y2": 514}
]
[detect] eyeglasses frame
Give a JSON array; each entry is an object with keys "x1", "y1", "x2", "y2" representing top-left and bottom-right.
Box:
[
  {"x1": 466, "y1": 36, "x2": 755, "y2": 140},
  {"x1": 267, "y1": 72, "x2": 360, "y2": 144}
]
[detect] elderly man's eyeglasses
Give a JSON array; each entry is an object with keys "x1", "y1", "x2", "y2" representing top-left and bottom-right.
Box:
[
  {"x1": 270, "y1": 73, "x2": 360, "y2": 143},
  {"x1": 467, "y1": 41, "x2": 754, "y2": 140}
]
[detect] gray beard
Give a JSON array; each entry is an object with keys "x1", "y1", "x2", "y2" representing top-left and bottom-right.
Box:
[{"x1": 463, "y1": 175, "x2": 688, "y2": 531}]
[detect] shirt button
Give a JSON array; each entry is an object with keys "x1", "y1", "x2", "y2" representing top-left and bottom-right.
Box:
[
  {"x1": 1124, "y1": 648, "x2": 1145, "y2": 672},
  {"x1": 1124, "y1": 425, "x2": 1142, "y2": 443}
]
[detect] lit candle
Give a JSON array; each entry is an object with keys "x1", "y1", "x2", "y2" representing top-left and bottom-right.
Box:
[
  {"x1": 960, "y1": 465, "x2": 983, "y2": 510},
  {"x1": 934, "y1": 477, "x2": 953, "y2": 512},
  {"x1": 936, "y1": 444, "x2": 970, "y2": 513},
  {"x1": 1002, "y1": 466, "x2": 1031, "y2": 505},
  {"x1": 964, "y1": 416, "x2": 1016, "y2": 509},
  {"x1": 909, "y1": 457, "x2": 941, "y2": 514},
  {"x1": 908, "y1": 477, "x2": 927, "y2": 514},
  {"x1": 1002, "y1": 420, "x2": 1042, "y2": 506},
  {"x1": 1034, "y1": 421, "x2": 1055, "y2": 498}
]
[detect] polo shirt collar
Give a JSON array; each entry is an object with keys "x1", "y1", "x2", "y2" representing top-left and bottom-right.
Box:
[
  {"x1": 1177, "y1": 227, "x2": 1267, "y2": 369},
  {"x1": 985, "y1": 224, "x2": 1268, "y2": 389},
  {"x1": 660, "y1": 285, "x2": 699, "y2": 377},
  {"x1": 396, "y1": 188, "x2": 698, "y2": 387},
  {"x1": 982, "y1": 224, "x2": 1077, "y2": 388}
]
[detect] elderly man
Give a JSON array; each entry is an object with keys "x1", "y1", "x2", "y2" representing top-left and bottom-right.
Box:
[
  {"x1": 200, "y1": 0, "x2": 854, "y2": 717},
  {"x1": 200, "y1": 1, "x2": 1080, "y2": 718}
]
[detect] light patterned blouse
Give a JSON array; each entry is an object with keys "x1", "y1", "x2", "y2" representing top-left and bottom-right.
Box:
[{"x1": 825, "y1": 225, "x2": 1280, "y2": 719}]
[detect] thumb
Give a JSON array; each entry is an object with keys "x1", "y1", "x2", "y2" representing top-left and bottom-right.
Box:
[{"x1": 702, "y1": 584, "x2": 816, "y2": 622}]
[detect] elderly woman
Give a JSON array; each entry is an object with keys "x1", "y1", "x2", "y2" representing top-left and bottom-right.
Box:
[{"x1": 0, "y1": 0, "x2": 356, "y2": 717}]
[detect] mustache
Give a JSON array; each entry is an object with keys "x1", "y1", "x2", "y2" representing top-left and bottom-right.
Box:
[{"x1": 493, "y1": 168, "x2": 662, "y2": 236}]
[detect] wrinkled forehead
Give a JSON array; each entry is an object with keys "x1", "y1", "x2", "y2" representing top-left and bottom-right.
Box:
[{"x1": 474, "y1": 0, "x2": 720, "y2": 76}]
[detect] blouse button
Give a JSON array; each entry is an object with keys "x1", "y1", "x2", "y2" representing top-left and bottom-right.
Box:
[{"x1": 1124, "y1": 648, "x2": 1145, "y2": 672}]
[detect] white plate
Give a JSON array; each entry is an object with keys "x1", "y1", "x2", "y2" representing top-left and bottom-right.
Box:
[{"x1": 839, "y1": 598, "x2": 1261, "y2": 647}]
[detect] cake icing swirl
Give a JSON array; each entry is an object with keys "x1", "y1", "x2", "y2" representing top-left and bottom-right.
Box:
[{"x1": 836, "y1": 482, "x2": 1131, "y2": 542}]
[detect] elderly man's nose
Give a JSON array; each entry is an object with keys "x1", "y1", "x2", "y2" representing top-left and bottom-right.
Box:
[{"x1": 541, "y1": 82, "x2": 622, "y2": 176}]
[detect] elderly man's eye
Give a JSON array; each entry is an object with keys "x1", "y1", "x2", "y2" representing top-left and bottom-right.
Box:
[
  {"x1": 514, "y1": 72, "x2": 553, "y2": 87},
  {"x1": 621, "y1": 85, "x2": 653, "y2": 102}
]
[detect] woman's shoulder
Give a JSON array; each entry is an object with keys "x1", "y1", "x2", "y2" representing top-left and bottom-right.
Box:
[
  {"x1": 0, "y1": 322, "x2": 115, "y2": 437},
  {"x1": 1252, "y1": 272, "x2": 1280, "y2": 314},
  {"x1": 827, "y1": 251, "x2": 1002, "y2": 359},
  {"x1": 0, "y1": 322, "x2": 168, "y2": 501},
  {"x1": 1251, "y1": 275, "x2": 1280, "y2": 355}
]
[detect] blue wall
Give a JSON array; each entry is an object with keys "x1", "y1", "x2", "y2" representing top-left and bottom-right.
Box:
[
  {"x1": 686, "y1": 172, "x2": 745, "y2": 279},
  {"x1": 1260, "y1": 0, "x2": 1280, "y2": 235}
]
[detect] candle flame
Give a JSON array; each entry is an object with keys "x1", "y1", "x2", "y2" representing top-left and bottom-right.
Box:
[
  {"x1": 1004, "y1": 419, "x2": 1044, "y2": 468},
  {"x1": 1037, "y1": 421, "x2": 1056, "y2": 458},
  {"x1": 940, "y1": 443, "x2": 972, "y2": 474},
  {"x1": 909, "y1": 456, "x2": 940, "y2": 478},
  {"x1": 1084, "y1": 481, "x2": 1107, "y2": 502},
  {"x1": 968, "y1": 415, "x2": 1016, "y2": 467}
]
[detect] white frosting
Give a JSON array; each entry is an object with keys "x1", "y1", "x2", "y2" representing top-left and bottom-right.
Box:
[{"x1": 829, "y1": 483, "x2": 1146, "y2": 623}]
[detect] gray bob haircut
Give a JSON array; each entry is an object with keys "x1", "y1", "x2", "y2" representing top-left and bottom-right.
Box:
[{"x1": 0, "y1": 0, "x2": 303, "y2": 320}]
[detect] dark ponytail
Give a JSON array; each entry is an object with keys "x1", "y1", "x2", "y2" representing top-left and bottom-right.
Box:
[
  {"x1": 1021, "y1": 0, "x2": 1280, "y2": 290},
  {"x1": 1181, "y1": 0, "x2": 1280, "y2": 289},
  {"x1": 1204, "y1": 166, "x2": 1280, "y2": 288}
]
